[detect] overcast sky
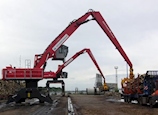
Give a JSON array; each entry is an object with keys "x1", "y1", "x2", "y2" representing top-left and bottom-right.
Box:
[{"x1": 0, "y1": 1, "x2": 158, "y2": 90}]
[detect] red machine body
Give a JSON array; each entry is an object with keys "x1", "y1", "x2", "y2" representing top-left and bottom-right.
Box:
[
  {"x1": 2, "y1": 66, "x2": 43, "y2": 80},
  {"x1": 2, "y1": 9, "x2": 133, "y2": 80}
]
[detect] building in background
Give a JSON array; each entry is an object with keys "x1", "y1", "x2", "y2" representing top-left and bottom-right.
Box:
[
  {"x1": 95, "y1": 73, "x2": 102, "y2": 88},
  {"x1": 95, "y1": 73, "x2": 117, "y2": 91}
]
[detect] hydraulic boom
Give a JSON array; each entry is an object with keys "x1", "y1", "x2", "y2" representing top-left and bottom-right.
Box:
[
  {"x1": 33, "y1": 9, "x2": 133, "y2": 79},
  {"x1": 44, "y1": 48, "x2": 108, "y2": 90}
]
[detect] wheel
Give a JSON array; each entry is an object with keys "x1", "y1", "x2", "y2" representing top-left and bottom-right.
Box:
[
  {"x1": 124, "y1": 96, "x2": 126, "y2": 102},
  {"x1": 124, "y1": 96, "x2": 128, "y2": 102},
  {"x1": 138, "y1": 97, "x2": 143, "y2": 105},
  {"x1": 127, "y1": 97, "x2": 131, "y2": 103},
  {"x1": 149, "y1": 98, "x2": 154, "y2": 108}
]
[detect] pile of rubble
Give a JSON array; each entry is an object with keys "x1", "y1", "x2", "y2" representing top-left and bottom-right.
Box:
[
  {"x1": 104, "y1": 91, "x2": 121, "y2": 99},
  {"x1": 0, "y1": 80, "x2": 25, "y2": 100}
]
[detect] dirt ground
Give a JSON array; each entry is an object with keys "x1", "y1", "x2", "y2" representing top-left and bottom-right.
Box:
[
  {"x1": 0, "y1": 93, "x2": 158, "y2": 115},
  {"x1": 0, "y1": 104, "x2": 42, "y2": 115},
  {"x1": 50, "y1": 96, "x2": 67, "y2": 115},
  {"x1": 71, "y1": 93, "x2": 158, "y2": 115},
  {"x1": 0, "y1": 96, "x2": 67, "y2": 115}
]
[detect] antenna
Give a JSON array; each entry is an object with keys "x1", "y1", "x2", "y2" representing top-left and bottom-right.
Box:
[
  {"x1": 19, "y1": 55, "x2": 21, "y2": 67},
  {"x1": 25, "y1": 59, "x2": 31, "y2": 68}
]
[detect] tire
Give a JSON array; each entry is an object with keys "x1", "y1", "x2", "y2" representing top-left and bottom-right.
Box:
[
  {"x1": 124, "y1": 96, "x2": 128, "y2": 103},
  {"x1": 127, "y1": 97, "x2": 131, "y2": 103},
  {"x1": 138, "y1": 97, "x2": 143, "y2": 105},
  {"x1": 149, "y1": 98, "x2": 154, "y2": 108},
  {"x1": 124, "y1": 96, "x2": 127, "y2": 102}
]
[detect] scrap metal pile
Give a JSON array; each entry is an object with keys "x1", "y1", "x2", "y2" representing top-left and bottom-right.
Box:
[
  {"x1": 122, "y1": 74, "x2": 146, "y2": 94},
  {"x1": 122, "y1": 71, "x2": 158, "y2": 96},
  {"x1": 121, "y1": 71, "x2": 158, "y2": 107}
]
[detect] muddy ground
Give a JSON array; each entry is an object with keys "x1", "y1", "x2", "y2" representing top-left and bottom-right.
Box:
[
  {"x1": 0, "y1": 93, "x2": 158, "y2": 115},
  {"x1": 0, "y1": 96, "x2": 67, "y2": 115},
  {"x1": 71, "y1": 93, "x2": 158, "y2": 115}
]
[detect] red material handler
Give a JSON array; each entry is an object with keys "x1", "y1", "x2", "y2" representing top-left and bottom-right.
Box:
[{"x1": 3, "y1": 9, "x2": 133, "y2": 80}]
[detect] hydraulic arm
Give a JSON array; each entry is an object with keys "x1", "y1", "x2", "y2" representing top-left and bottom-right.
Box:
[
  {"x1": 56, "y1": 48, "x2": 105, "y2": 79},
  {"x1": 33, "y1": 9, "x2": 133, "y2": 79},
  {"x1": 43, "y1": 48, "x2": 108, "y2": 90}
]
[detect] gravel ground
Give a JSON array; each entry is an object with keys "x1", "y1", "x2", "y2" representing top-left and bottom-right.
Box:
[
  {"x1": 50, "y1": 96, "x2": 67, "y2": 115},
  {"x1": 0, "y1": 104, "x2": 42, "y2": 115},
  {"x1": 1, "y1": 93, "x2": 158, "y2": 115},
  {"x1": 0, "y1": 95, "x2": 67, "y2": 115},
  {"x1": 71, "y1": 93, "x2": 158, "y2": 115}
]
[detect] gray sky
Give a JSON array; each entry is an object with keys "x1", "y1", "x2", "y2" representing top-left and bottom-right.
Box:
[{"x1": 1, "y1": 0, "x2": 158, "y2": 90}]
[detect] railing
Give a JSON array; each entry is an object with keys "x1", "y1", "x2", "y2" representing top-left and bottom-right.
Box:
[{"x1": 3, "y1": 68, "x2": 43, "y2": 80}]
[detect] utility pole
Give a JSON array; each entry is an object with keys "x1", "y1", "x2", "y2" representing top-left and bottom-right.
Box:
[{"x1": 114, "y1": 66, "x2": 118, "y2": 89}]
